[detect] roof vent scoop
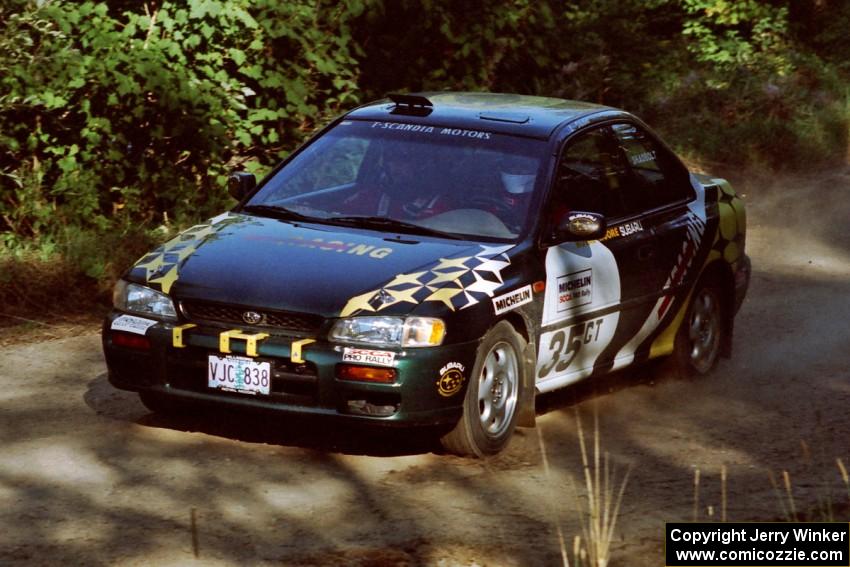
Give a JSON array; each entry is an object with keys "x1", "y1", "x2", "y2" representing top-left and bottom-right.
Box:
[
  {"x1": 387, "y1": 93, "x2": 434, "y2": 116},
  {"x1": 479, "y1": 111, "x2": 529, "y2": 124}
]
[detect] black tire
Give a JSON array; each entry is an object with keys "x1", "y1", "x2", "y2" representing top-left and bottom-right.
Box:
[
  {"x1": 669, "y1": 283, "x2": 724, "y2": 379},
  {"x1": 138, "y1": 391, "x2": 183, "y2": 415},
  {"x1": 440, "y1": 321, "x2": 526, "y2": 457}
]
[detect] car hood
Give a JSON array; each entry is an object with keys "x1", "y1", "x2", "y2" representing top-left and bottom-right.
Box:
[{"x1": 126, "y1": 212, "x2": 515, "y2": 319}]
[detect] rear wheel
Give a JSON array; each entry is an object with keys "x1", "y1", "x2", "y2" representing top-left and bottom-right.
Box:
[
  {"x1": 440, "y1": 321, "x2": 526, "y2": 457},
  {"x1": 671, "y1": 284, "x2": 724, "y2": 377}
]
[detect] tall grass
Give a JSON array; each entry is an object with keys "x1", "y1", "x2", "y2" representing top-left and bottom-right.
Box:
[
  {"x1": 765, "y1": 442, "x2": 850, "y2": 522},
  {"x1": 573, "y1": 408, "x2": 632, "y2": 567},
  {"x1": 837, "y1": 458, "x2": 850, "y2": 510},
  {"x1": 536, "y1": 409, "x2": 631, "y2": 567}
]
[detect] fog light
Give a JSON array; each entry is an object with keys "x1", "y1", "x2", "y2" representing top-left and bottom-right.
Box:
[
  {"x1": 336, "y1": 364, "x2": 396, "y2": 383},
  {"x1": 346, "y1": 400, "x2": 397, "y2": 417},
  {"x1": 112, "y1": 331, "x2": 151, "y2": 350}
]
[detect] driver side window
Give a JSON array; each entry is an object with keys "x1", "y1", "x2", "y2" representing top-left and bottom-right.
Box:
[{"x1": 549, "y1": 126, "x2": 630, "y2": 223}]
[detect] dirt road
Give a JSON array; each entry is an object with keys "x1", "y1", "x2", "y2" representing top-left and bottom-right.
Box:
[{"x1": 2, "y1": 169, "x2": 849, "y2": 566}]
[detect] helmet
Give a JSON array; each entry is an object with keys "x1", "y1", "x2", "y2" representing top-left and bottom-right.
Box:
[{"x1": 500, "y1": 156, "x2": 538, "y2": 194}]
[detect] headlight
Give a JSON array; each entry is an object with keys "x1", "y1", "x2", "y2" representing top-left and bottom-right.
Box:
[
  {"x1": 329, "y1": 316, "x2": 445, "y2": 348},
  {"x1": 113, "y1": 280, "x2": 177, "y2": 320}
]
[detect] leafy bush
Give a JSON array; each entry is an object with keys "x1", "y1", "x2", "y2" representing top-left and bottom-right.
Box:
[
  {"x1": 0, "y1": 0, "x2": 361, "y2": 245},
  {"x1": 1, "y1": 0, "x2": 849, "y2": 309}
]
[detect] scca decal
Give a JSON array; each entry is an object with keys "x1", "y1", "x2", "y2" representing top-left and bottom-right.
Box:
[
  {"x1": 557, "y1": 269, "x2": 592, "y2": 312},
  {"x1": 492, "y1": 284, "x2": 532, "y2": 315}
]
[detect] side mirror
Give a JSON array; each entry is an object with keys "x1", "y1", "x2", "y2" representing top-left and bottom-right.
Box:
[
  {"x1": 553, "y1": 211, "x2": 606, "y2": 242},
  {"x1": 227, "y1": 172, "x2": 256, "y2": 201}
]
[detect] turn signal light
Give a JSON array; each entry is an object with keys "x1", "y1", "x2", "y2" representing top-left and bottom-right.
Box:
[
  {"x1": 336, "y1": 364, "x2": 396, "y2": 383},
  {"x1": 112, "y1": 331, "x2": 151, "y2": 350}
]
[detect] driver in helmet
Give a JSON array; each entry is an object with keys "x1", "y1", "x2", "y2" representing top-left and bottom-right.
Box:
[
  {"x1": 500, "y1": 156, "x2": 537, "y2": 203},
  {"x1": 341, "y1": 142, "x2": 453, "y2": 218},
  {"x1": 486, "y1": 155, "x2": 538, "y2": 229}
]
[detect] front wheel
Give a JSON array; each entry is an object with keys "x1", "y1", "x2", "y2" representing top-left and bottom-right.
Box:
[{"x1": 440, "y1": 321, "x2": 526, "y2": 457}]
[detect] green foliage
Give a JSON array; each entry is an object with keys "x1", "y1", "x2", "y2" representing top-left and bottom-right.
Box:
[
  {"x1": 1, "y1": 0, "x2": 850, "y2": 299},
  {"x1": 682, "y1": 0, "x2": 790, "y2": 71},
  {"x1": 645, "y1": 57, "x2": 850, "y2": 169},
  {"x1": 0, "y1": 0, "x2": 361, "y2": 245}
]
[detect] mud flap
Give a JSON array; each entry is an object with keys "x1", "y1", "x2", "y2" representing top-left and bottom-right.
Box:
[{"x1": 516, "y1": 342, "x2": 537, "y2": 428}]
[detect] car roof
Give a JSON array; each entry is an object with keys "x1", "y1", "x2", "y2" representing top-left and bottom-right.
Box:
[{"x1": 346, "y1": 92, "x2": 624, "y2": 140}]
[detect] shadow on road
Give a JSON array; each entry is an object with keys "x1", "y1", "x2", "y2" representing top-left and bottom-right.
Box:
[
  {"x1": 83, "y1": 373, "x2": 443, "y2": 458},
  {"x1": 536, "y1": 364, "x2": 659, "y2": 417}
]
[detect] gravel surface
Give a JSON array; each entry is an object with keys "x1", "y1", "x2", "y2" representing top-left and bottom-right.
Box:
[{"x1": 1, "y1": 169, "x2": 849, "y2": 566}]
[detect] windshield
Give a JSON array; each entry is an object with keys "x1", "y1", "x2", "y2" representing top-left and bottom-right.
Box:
[{"x1": 244, "y1": 119, "x2": 547, "y2": 240}]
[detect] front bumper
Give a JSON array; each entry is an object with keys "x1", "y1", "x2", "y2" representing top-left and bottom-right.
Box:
[{"x1": 102, "y1": 312, "x2": 478, "y2": 427}]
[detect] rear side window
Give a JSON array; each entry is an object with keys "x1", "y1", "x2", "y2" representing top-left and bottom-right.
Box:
[{"x1": 611, "y1": 123, "x2": 693, "y2": 210}]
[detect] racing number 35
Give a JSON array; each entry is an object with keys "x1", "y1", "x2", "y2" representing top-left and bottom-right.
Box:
[{"x1": 538, "y1": 318, "x2": 603, "y2": 378}]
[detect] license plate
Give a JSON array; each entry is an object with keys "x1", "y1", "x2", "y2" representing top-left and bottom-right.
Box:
[{"x1": 207, "y1": 355, "x2": 271, "y2": 396}]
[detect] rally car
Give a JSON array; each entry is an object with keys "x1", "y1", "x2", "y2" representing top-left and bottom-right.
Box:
[{"x1": 103, "y1": 92, "x2": 750, "y2": 456}]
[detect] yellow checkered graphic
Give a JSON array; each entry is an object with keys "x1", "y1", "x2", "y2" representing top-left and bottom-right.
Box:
[
  {"x1": 339, "y1": 245, "x2": 513, "y2": 317},
  {"x1": 132, "y1": 214, "x2": 239, "y2": 294}
]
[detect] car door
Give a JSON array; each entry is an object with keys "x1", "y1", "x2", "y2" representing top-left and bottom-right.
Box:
[
  {"x1": 535, "y1": 124, "x2": 661, "y2": 392},
  {"x1": 603, "y1": 122, "x2": 710, "y2": 370}
]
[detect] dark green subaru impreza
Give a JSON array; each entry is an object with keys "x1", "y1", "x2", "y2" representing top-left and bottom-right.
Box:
[{"x1": 103, "y1": 92, "x2": 750, "y2": 456}]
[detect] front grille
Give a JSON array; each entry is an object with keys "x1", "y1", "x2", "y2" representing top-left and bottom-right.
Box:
[{"x1": 180, "y1": 300, "x2": 324, "y2": 334}]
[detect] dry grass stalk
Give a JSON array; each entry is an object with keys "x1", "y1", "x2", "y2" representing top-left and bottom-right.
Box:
[
  {"x1": 801, "y1": 440, "x2": 811, "y2": 463},
  {"x1": 799, "y1": 439, "x2": 834, "y2": 520},
  {"x1": 766, "y1": 456, "x2": 850, "y2": 523},
  {"x1": 574, "y1": 535, "x2": 584, "y2": 567},
  {"x1": 768, "y1": 470, "x2": 791, "y2": 521},
  {"x1": 721, "y1": 465, "x2": 727, "y2": 522},
  {"x1": 693, "y1": 468, "x2": 701, "y2": 522},
  {"x1": 837, "y1": 458, "x2": 849, "y2": 506},
  {"x1": 574, "y1": 408, "x2": 632, "y2": 567},
  {"x1": 535, "y1": 426, "x2": 570, "y2": 567},
  {"x1": 783, "y1": 470, "x2": 798, "y2": 521}
]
